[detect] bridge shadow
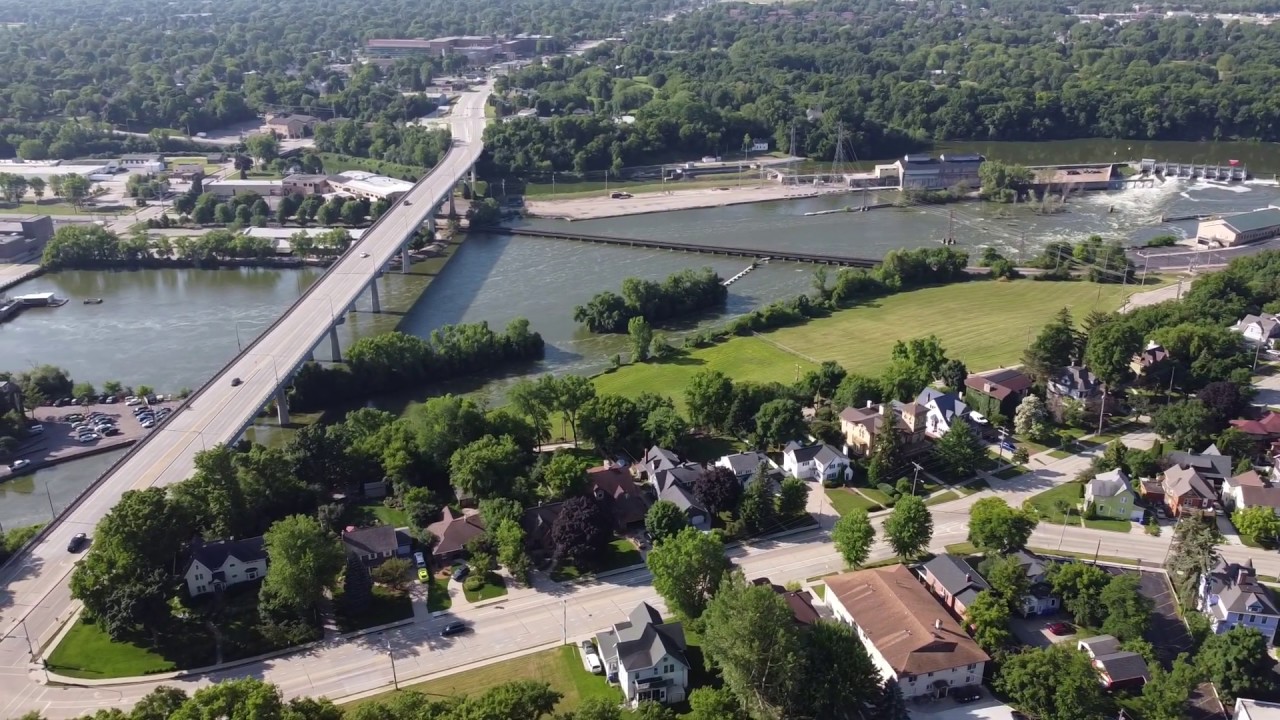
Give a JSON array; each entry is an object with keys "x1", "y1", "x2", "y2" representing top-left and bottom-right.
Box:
[{"x1": 397, "y1": 233, "x2": 511, "y2": 333}]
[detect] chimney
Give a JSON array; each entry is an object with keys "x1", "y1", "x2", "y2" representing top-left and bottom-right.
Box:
[
  {"x1": 879, "y1": 403, "x2": 889, "y2": 417},
  {"x1": 865, "y1": 400, "x2": 873, "y2": 409},
  {"x1": 934, "y1": 618, "x2": 943, "y2": 630},
  {"x1": 1239, "y1": 566, "x2": 1251, "y2": 585},
  {"x1": 965, "y1": 573, "x2": 972, "y2": 583}
]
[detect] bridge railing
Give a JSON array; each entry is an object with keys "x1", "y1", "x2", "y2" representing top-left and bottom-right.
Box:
[{"x1": 0, "y1": 127, "x2": 478, "y2": 575}]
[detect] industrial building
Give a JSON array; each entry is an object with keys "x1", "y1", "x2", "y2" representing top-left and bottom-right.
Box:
[
  {"x1": 325, "y1": 171, "x2": 414, "y2": 201},
  {"x1": 0, "y1": 215, "x2": 54, "y2": 260},
  {"x1": 872, "y1": 153, "x2": 985, "y2": 190},
  {"x1": 1196, "y1": 207, "x2": 1280, "y2": 247},
  {"x1": 1032, "y1": 165, "x2": 1123, "y2": 193}
]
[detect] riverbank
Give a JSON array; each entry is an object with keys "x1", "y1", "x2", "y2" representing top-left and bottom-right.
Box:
[
  {"x1": 0, "y1": 258, "x2": 42, "y2": 292},
  {"x1": 524, "y1": 182, "x2": 859, "y2": 220}
]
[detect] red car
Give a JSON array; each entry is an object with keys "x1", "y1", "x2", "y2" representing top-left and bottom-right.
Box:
[{"x1": 1047, "y1": 621, "x2": 1074, "y2": 636}]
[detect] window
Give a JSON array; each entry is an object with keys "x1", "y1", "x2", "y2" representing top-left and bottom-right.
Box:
[
  {"x1": 967, "y1": 664, "x2": 976, "y2": 671},
  {"x1": 928, "y1": 672, "x2": 934, "y2": 677},
  {"x1": 196, "y1": 586, "x2": 206, "y2": 594}
]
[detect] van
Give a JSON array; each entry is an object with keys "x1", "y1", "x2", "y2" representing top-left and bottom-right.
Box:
[{"x1": 413, "y1": 551, "x2": 426, "y2": 568}]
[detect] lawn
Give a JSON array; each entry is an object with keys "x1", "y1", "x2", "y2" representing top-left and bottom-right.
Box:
[
  {"x1": 825, "y1": 487, "x2": 881, "y2": 515},
  {"x1": 811, "y1": 583, "x2": 826, "y2": 600},
  {"x1": 47, "y1": 618, "x2": 177, "y2": 679},
  {"x1": 593, "y1": 280, "x2": 1148, "y2": 407},
  {"x1": 994, "y1": 465, "x2": 1029, "y2": 480},
  {"x1": 344, "y1": 644, "x2": 620, "y2": 713},
  {"x1": 319, "y1": 152, "x2": 426, "y2": 180},
  {"x1": 335, "y1": 585, "x2": 414, "y2": 632},
  {"x1": 593, "y1": 340, "x2": 817, "y2": 411},
  {"x1": 1026, "y1": 482, "x2": 1085, "y2": 524},
  {"x1": 351, "y1": 502, "x2": 409, "y2": 529},
  {"x1": 551, "y1": 539, "x2": 642, "y2": 582},
  {"x1": 860, "y1": 487, "x2": 895, "y2": 506},
  {"x1": 956, "y1": 478, "x2": 990, "y2": 496},
  {"x1": 463, "y1": 572, "x2": 508, "y2": 602},
  {"x1": 427, "y1": 575, "x2": 452, "y2": 612},
  {"x1": 925, "y1": 490, "x2": 960, "y2": 506},
  {"x1": 0, "y1": 201, "x2": 107, "y2": 216}
]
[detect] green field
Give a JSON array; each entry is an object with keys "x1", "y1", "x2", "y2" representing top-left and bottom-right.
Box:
[
  {"x1": 825, "y1": 488, "x2": 881, "y2": 515},
  {"x1": 1026, "y1": 482, "x2": 1131, "y2": 533},
  {"x1": 48, "y1": 618, "x2": 177, "y2": 678},
  {"x1": 319, "y1": 153, "x2": 426, "y2": 180},
  {"x1": 593, "y1": 280, "x2": 1149, "y2": 406},
  {"x1": 462, "y1": 572, "x2": 508, "y2": 602}
]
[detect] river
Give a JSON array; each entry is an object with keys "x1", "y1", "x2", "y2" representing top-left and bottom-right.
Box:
[{"x1": 4, "y1": 138, "x2": 1280, "y2": 529}]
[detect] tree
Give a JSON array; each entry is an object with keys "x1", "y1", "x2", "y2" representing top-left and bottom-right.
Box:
[
  {"x1": 646, "y1": 526, "x2": 729, "y2": 619},
  {"x1": 800, "y1": 361, "x2": 846, "y2": 400},
  {"x1": 259, "y1": 515, "x2": 344, "y2": 621},
  {"x1": 832, "y1": 373, "x2": 882, "y2": 410},
  {"x1": 1014, "y1": 394, "x2": 1050, "y2": 439},
  {"x1": 752, "y1": 399, "x2": 805, "y2": 450},
  {"x1": 1048, "y1": 561, "x2": 1110, "y2": 627},
  {"x1": 968, "y1": 497, "x2": 1038, "y2": 554},
  {"x1": 871, "y1": 681, "x2": 910, "y2": 720},
  {"x1": 701, "y1": 575, "x2": 799, "y2": 718},
  {"x1": 1083, "y1": 320, "x2": 1142, "y2": 387},
  {"x1": 982, "y1": 554, "x2": 1031, "y2": 613},
  {"x1": 883, "y1": 495, "x2": 932, "y2": 560},
  {"x1": 1197, "y1": 626, "x2": 1277, "y2": 703},
  {"x1": 316, "y1": 201, "x2": 339, "y2": 227},
  {"x1": 342, "y1": 554, "x2": 373, "y2": 615},
  {"x1": 832, "y1": 508, "x2": 875, "y2": 568},
  {"x1": 685, "y1": 369, "x2": 734, "y2": 431},
  {"x1": 693, "y1": 466, "x2": 741, "y2": 516},
  {"x1": 866, "y1": 423, "x2": 903, "y2": 486},
  {"x1": 1168, "y1": 517, "x2": 1222, "y2": 593},
  {"x1": 685, "y1": 688, "x2": 747, "y2": 720},
  {"x1": 1233, "y1": 505, "x2": 1280, "y2": 543},
  {"x1": 1152, "y1": 399, "x2": 1215, "y2": 452},
  {"x1": 738, "y1": 474, "x2": 777, "y2": 535},
  {"x1": 549, "y1": 374, "x2": 596, "y2": 446},
  {"x1": 995, "y1": 644, "x2": 1111, "y2": 720},
  {"x1": 449, "y1": 434, "x2": 525, "y2": 500},
  {"x1": 1023, "y1": 308, "x2": 1077, "y2": 381},
  {"x1": 882, "y1": 336, "x2": 948, "y2": 401},
  {"x1": 776, "y1": 477, "x2": 809, "y2": 518},
  {"x1": 1100, "y1": 573, "x2": 1153, "y2": 641},
  {"x1": 538, "y1": 451, "x2": 590, "y2": 501},
  {"x1": 938, "y1": 358, "x2": 968, "y2": 391},
  {"x1": 1198, "y1": 380, "x2": 1249, "y2": 425},
  {"x1": 508, "y1": 377, "x2": 555, "y2": 446},
  {"x1": 550, "y1": 496, "x2": 611, "y2": 570},
  {"x1": 371, "y1": 557, "x2": 413, "y2": 592},
  {"x1": 60, "y1": 174, "x2": 91, "y2": 208},
  {"x1": 401, "y1": 486, "x2": 439, "y2": 529},
  {"x1": 214, "y1": 203, "x2": 235, "y2": 224},
  {"x1": 169, "y1": 679, "x2": 289, "y2": 720},
  {"x1": 27, "y1": 176, "x2": 45, "y2": 202},
  {"x1": 935, "y1": 420, "x2": 984, "y2": 479},
  {"x1": 643, "y1": 406, "x2": 688, "y2": 451},
  {"x1": 628, "y1": 316, "x2": 653, "y2": 362},
  {"x1": 645, "y1": 499, "x2": 688, "y2": 543},
  {"x1": 131, "y1": 687, "x2": 190, "y2": 720},
  {"x1": 1136, "y1": 654, "x2": 1199, "y2": 720},
  {"x1": 793, "y1": 619, "x2": 883, "y2": 719},
  {"x1": 494, "y1": 519, "x2": 532, "y2": 585},
  {"x1": 245, "y1": 133, "x2": 280, "y2": 163},
  {"x1": 965, "y1": 590, "x2": 1013, "y2": 652},
  {"x1": 567, "y1": 697, "x2": 622, "y2": 720}
]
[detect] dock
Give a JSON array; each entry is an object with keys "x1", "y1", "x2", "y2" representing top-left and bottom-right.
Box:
[
  {"x1": 494, "y1": 227, "x2": 881, "y2": 267},
  {"x1": 722, "y1": 260, "x2": 764, "y2": 286}
]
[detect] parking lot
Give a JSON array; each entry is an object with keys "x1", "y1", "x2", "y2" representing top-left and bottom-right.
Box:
[{"x1": 1, "y1": 399, "x2": 178, "y2": 480}]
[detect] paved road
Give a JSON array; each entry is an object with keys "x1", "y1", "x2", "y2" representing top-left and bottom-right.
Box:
[{"x1": 0, "y1": 86, "x2": 492, "y2": 713}]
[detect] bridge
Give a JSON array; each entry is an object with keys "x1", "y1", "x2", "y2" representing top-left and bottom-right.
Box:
[
  {"x1": 0, "y1": 87, "x2": 493, "y2": 671},
  {"x1": 494, "y1": 226, "x2": 881, "y2": 267}
]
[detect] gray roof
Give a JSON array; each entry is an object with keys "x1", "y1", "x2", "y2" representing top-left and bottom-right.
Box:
[
  {"x1": 1055, "y1": 365, "x2": 1101, "y2": 393},
  {"x1": 653, "y1": 463, "x2": 701, "y2": 493},
  {"x1": 787, "y1": 442, "x2": 845, "y2": 466},
  {"x1": 1237, "y1": 314, "x2": 1280, "y2": 339},
  {"x1": 1094, "y1": 651, "x2": 1150, "y2": 682},
  {"x1": 645, "y1": 446, "x2": 681, "y2": 472},
  {"x1": 1167, "y1": 450, "x2": 1234, "y2": 481},
  {"x1": 1079, "y1": 635, "x2": 1121, "y2": 656},
  {"x1": 1011, "y1": 549, "x2": 1050, "y2": 581},
  {"x1": 659, "y1": 482, "x2": 705, "y2": 514},
  {"x1": 1222, "y1": 208, "x2": 1280, "y2": 234},
  {"x1": 342, "y1": 526, "x2": 400, "y2": 556},
  {"x1": 1088, "y1": 468, "x2": 1133, "y2": 499},
  {"x1": 186, "y1": 536, "x2": 265, "y2": 576},
  {"x1": 1162, "y1": 465, "x2": 1216, "y2": 500},
  {"x1": 597, "y1": 603, "x2": 688, "y2": 672},
  {"x1": 923, "y1": 554, "x2": 989, "y2": 607},
  {"x1": 720, "y1": 452, "x2": 771, "y2": 478},
  {"x1": 917, "y1": 388, "x2": 970, "y2": 425},
  {"x1": 1205, "y1": 559, "x2": 1279, "y2": 616}
]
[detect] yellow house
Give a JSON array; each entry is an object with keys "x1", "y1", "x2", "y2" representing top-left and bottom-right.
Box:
[{"x1": 838, "y1": 401, "x2": 928, "y2": 455}]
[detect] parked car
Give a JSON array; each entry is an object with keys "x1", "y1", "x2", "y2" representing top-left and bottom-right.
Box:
[
  {"x1": 27, "y1": 424, "x2": 43, "y2": 434},
  {"x1": 67, "y1": 533, "x2": 89, "y2": 552},
  {"x1": 579, "y1": 640, "x2": 604, "y2": 674},
  {"x1": 103, "y1": 428, "x2": 122, "y2": 437},
  {"x1": 63, "y1": 413, "x2": 83, "y2": 422},
  {"x1": 8, "y1": 459, "x2": 30, "y2": 470},
  {"x1": 126, "y1": 397, "x2": 142, "y2": 406},
  {"x1": 452, "y1": 564, "x2": 470, "y2": 582},
  {"x1": 418, "y1": 567, "x2": 430, "y2": 583},
  {"x1": 952, "y1": 687, "x2": 982, "y2": 704},
  {"x1": 1047, "y1": 622, "x2": 1074, "y2": 636},
  {"x1": 440, "y1": 621, "x2": 469, "y2": 637},
  {"x1": 76, "y1": 434, "x2": 99, "y2": 443},
  {"x1": 414, "y1": 551, "x2": 427, "y2": 568}
]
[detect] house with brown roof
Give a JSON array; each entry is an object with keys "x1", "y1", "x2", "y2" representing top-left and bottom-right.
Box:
[
  {"x1": 1161, "y1": 465, "x2": 1218, "y2": 517},
  {"x1": 838, "y1": 400, "x2": 928, "y2": 456},
  {"x1": 1130, "y1": 342, "x2": 1170, "y2": 379},
  {"x1": 824, "y1": 565, "x2": 989, "y2": 699},
  {"x1": 1231, "y1": 412, "x2": 1280, "y2": 441},
  {"x1": 342, "y1": 525, "x2": 410, "y2": 567},
  {"x1": 425, "y1": 507, "x2": 486, "y2": 565},
  {"x1": 1225, "y1": 471, "x2": 1280, "y2": 514},
  {"x1": 589, "y1": 465, "x2": 651, "y2": 530},
  {"x1": 964, "y1": 367, "x2": 1032, "y2": 418},
  {"x1": 266, "y1": 113, "x2": 321, "y2": 139},
  {"x1": 751, "y1": 578, "x2": 822, "y2": 626}
]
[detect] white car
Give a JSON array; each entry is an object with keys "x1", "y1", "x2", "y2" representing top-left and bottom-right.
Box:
[
  {"x1": 76, "y1": 433, "x2": 100, "y2": 443},
  {"x1": 8, "y1": 459, "x2": 30, "y2": 470},
  {"x1": 126, "y1": 397, "x2": 142, "y2": 406},
  {"x1": 359, "y1": 252, "x2": 370, "y2": 258}
]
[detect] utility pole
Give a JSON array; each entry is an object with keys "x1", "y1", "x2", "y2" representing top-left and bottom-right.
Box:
[
  {"x1": 911, "y1": 461, "x2": 924, "y2": 496},
  {"x1": 384, "y1": 637, "x2": 398, "y2": 690},
  {"x1": 1019, "y1": 231, "x2": 1026, "y2": 264}
]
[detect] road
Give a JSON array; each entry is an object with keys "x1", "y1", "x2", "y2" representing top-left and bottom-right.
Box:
[
  {"x1": 6, "y1": 422, "x2": 1280, "y2": 717},
  {"x1": 0, "y1": 86, "x2": 492, "y2": 715}
]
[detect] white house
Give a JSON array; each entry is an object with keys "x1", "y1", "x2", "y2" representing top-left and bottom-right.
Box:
[
  {"x1": 715, "y1": 451, "x2": 782, "y2": 488},
  {"x1": 916, "y1": 388, "x2": 981, "y2": 438},
  {"x1": 183, "y1": 536, "x2": 267, "y2": 597},
  {"x1": 1237, "y1": 698, "x2": 1280, "y2": 720},
  {"x1": 781, "y1": 441, "x2": 849, "y2": 482},
  {"x1": 824, "y1": 565, "x2": 988, "y2": 699},
  {"x1": 1199, "y1": 559, "x2": 1280, "y2": 645},
  {"x1": 1232, "y1": 313, "x2": 1280, "y2": 350},
  {"x1": 595, "y1": 603, "x2": 690, "y2": 706}
]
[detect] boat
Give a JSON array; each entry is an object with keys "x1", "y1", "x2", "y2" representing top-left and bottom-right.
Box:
[{"x1": 83, "y1": 298, "x2": 103, "y2": 305}]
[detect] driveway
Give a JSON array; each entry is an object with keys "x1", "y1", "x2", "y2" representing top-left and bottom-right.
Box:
[
  {"x1": 1009, "y1": 613, "x2": 1074, "y2": 649},
  {"x1": 909, "y1": 694, "x2": 1020, "y2": 720}
]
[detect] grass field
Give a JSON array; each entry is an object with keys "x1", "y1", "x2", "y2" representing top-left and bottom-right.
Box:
[
  {"x1": 825, "y1": 487, "x2": 881, "y2": 515},
  {"x1": 319, "y1": 153, "x2": 426, "y2": 180},
  {"x1": 1026, "y1": 482, "x2": 1132, "y2": 533},
  {"x1": 926, "y1": 490, "x2": 960, "y2": 506},
  {"x1": 344, "y1": 645, "x2": 619, "y2": 712},
  {"x1": 48, "y1": 618, "x2": 177, "y2": 678},
  {"x1": 593, "y1": 280, "x2": 1149, "y2": 407},
  {"x1": 0, "y1": 201, "x2": 106, "y2": 216},
  {"x1": 463, "y1": 572, "x2": 508, "y2": 602},
  {"x1": 427, "y1": 575, "x2": 452, "y2": 612}
]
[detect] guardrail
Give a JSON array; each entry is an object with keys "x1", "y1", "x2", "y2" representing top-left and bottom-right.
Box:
[{"x1": 0, "y1": 135, "x2": 476, "y2": 575}]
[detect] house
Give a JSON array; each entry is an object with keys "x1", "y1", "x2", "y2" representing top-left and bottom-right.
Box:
[
  {"x1": 425, "y1": 507, "x2": 486, "y2": 565},
  {"x1": 1047, "y1": 365, "x2": 1108, "y2": 420},
  {"x1": 782, "y1": 441, "x2": 850, "y2": 482},
  {"x1": 183, "y1": 536, "x2": 267, "y2": 597},
  {"x1": 871, "y1": 153, "x2": 985, "y2": 190},
  {"x1": 1166, "y1": 449, "x2": 1234, "y2": 494},
  {"x1": 1231, "y1": 411, "x2": 1280, "y2": 441},
  {"x1": 715, "y1": 452, "x2": 781, "y2": 488},
  {"x1": 1085, "y1": 469, "x2": 1140, "y2": 521},
  {"x1": 168, "y1": 164, "x2": 204, "y2": 181},
  {"x1": 1199, "y1": 559, "x2": 1280, "y2": 644},
  {"x1": 1077, "y1": 635, "x2": 1149, "y2": 689},
  {"x1": 751, "y1": 578, "x2": 822, "y2": 626},
  {"x1": 266, "y1": 113, "x2": 321, "y2": 139},
  {"x1": 1162, "y1": 465, "x2": 1218, "y2": 517},
  {"x1": 1130, "y1": 342, "x2": 1170, "y2": 378},
  {"x1": 657, "y1": 482, "x2": 710, "y2": 531},
  {"x1": 838, "y1": 400, "x2": 928, "y2": 456},
  {"x1": 1223, "y1": 470, "x2": 1280, "y2": 513},
  {"x1": 638, "y1": 447, "x2": 710, "y2": 531},
  {"x1": 1139, "y1": 479, "x2": 1166, "y2": 508},
  {"x1": 641, "y1": 446, "x2": 682, "y2": 475},
  {"x1": 1007, "y1": 549, "x2": 1061, "y2": 617},
  {"x1": 1237, "y1": 698, "x2": 1280, "y2": 720},
  {"x1": 1232, "y1": 313, "x2": 1280, "y2": 350},
  {"x1": 920, "y1": 554, "x2": 990, "y2": 617},
  {"x1": 917, "y1": 388, "x2": 981, "y2": 438},
  {"x1": 964, "y1": 367, "x2": 1032, "y2": 418},
  {"x1": 1197, "y1": 207, "x2": 1280, "y2": 247},
  {"x1": 595, "y1": 603, "x2": 690, "y2": 706},
  {"x1": 589, "y1": 465, "x2": 651, "y2": 530},
  {"x1": 341, "y1": 525, "x2": 408, "y2": 567},
  {"x1": 824, "y1": 565, "x2": 989, "y2": 699}
]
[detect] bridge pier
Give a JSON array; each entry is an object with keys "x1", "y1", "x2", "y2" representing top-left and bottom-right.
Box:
[
  {"x1": 401, "y1": 239, "x2": 412, "y2": 273},
  {"x1": 304, "y1": 350, "x2": 315, "y2": 362},
  {"x1": 329, "y1": 325, "x2": 342, "y2": 362},
  {"x1": 469, "y1": 165, "x2": 476, "y2": 186},
  {"x1": 370, "y1": 277, "x2": 381, "y2": 313},
  {"x1": 427, "y1": 214, "x2": 437, "y2": 238},
  {"x1": 275, "y1": 386, "x2": 290, "y2": 425},
  {"x1": 449, "y1": 192, "x2": 456, "y2": 217}
]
